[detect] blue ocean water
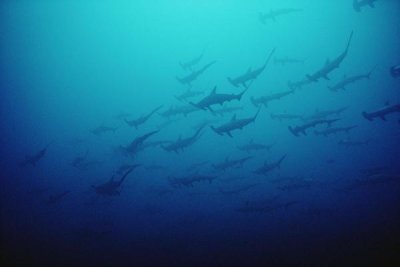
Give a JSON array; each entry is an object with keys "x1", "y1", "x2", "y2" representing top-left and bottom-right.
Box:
[{"x1": 1, "y1": 1, "x2": 399, "y2": 266}]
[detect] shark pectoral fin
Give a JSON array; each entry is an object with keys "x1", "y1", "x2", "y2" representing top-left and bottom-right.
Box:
[
  {"x1": 380, "y1": 116, "x2": 386, "y2": 121},
  {"x1": 369, "y1": 3, "x2": 375, "y2": 7},
  {"x1": 227, "y1": 132, "x2": 233, "y2": 138},
  {"x1": 323, "y1": 75, "x2": 330, "y2": 80}
]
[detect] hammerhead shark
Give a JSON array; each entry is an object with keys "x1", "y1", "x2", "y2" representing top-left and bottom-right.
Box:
[
  {"x1": 253, "y1": 155, "x2": 287, "y2": 176},
  {"x1": 169, "y1": 174, "x2": 217, "y2": 188},
  {"x1": 314, "y1": 125, "x2": 357, "y2": 136},
  {"x1": 274, "y1": 56, "x2": 305, "y2": 65},
  {"x1": 176, "y1": 61, "x2": 216, "y2": 86},
  {"x1": 125, "y1": 105, "x2": 163, "y2": 129},
  {"x1": 227, "y1": 48, "x2": 276, "y2": 88},
  {"x1": 210, "y1": 108, "x2": 261, "y2": 137},
  {"x1": 362, "y1": 103, "x2": 400, "y2": 121},
  {"x1": 328, "y1": 69, "x2": 373, "y2": 91},
  {"x1": 259, "y1": 8, "x2": 303, "y2": 23},
  {"x1": 237, "y1": 139, "x2": 274, "y2": 153},
  {"x1": 45, "y1": 190, "x2": 71, "y2": 204},
  {"x1": 250, "y1": 89, "x2": 294, "y2": 107},
  {"x1": 90, "y1": 125, "x2": 118, "y2": 135},
  {"x1": 158, "y1": 105, "x2": 200, "y2": 118},
  {"x1": 391, "y1": 64, "x2": 400, "y2": 78},
  {"x1": 162, "y1": 126, "x2": 205, "y2": 153},
  {"x1": 175, "y1": 89, "x2": 204, "y2": 102},
  {"x1": 92, "y1": 165, "x2": 140, "y2": 196},
  {"x1": 289, "y1": 119, "x2": 339, "y2": 136},
  {"x1": 338, "y1": 139, "x2": 369, "y2": 148},
  {"x1": 179, "y1": 47, "x2": 206, "y2": 71},
  {"x1": 211, "y1": 106, "x2": 243, "y2": 116},
  {"x1": 212, "y1": 156, "x2": 253, "y2": 171},
  {"x1": 190, "y1": 86, "x2": 248, "y2": 112},
  {"x1": 270, "y1": 113, "x2": 303, "y2": 121},
  {"x1": 19, "y1": 144, "x2": 50, "y2": 167},
  {"x1": 306, "y1": 31, "x2": 353, "y2": 82},
  {"x1": 303, "y1": 107, "x2": 348, "y2": 121},
  {"x1": 353, "y1": 0, "x2": 377, "y2": 12},
  {"x1": 122, "y1": 130, "x2": 159, "y2": 156},
  {"x1": 219, "y1": 184, "x2": 258, "y2": 195}
]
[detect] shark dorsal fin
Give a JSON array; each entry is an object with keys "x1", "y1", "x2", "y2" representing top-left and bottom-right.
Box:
[
  {"x1": 231, "y1": 114, "x2": 237, "y2": 121},
  {"x1": 343, "y1": 74, "x2": 347, "y2": 79},
  {"x1": 210, "y1": 86, "x2": 217, "y2": 95},
  {"x1": 247, "y1": 67, "x2": 252, "y2": 73},
  {"x1": 249, "y1": 139, "x2": 254, "y2": 144}
]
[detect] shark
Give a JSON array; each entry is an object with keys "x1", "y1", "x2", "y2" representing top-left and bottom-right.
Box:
[
  {"x1": 314, "y1": 125, "x2": 357, "y2": 136},
  {"x1": 45, "y1": 190, "x2": 71, "y2": 204},
  {"x1": 176, "y1": 61, "x2": 216, "y2": 86},
  {"x1": 210, "y1": 108, "x2": 261, "y2": 137},
  {"x1": 162, "y1": 126, "x2": 205, "y2": 153},
  {"x1": 121, "y1": 130, "x2": 159, "y2": 156},
  {"x1": 169, "y1": 174, "x2": 217, "y2": 188},
  {"x1": 328, "y1": 70, "x2": 372, "y2": 92},
  {"x1": 306, "y1": 31, "x2": 353, "y2": 82},
  {"x1": 274, "y1": 56, "x2": 305, "y2": 65},
  {"x1": 212, "y1": 156, "x2": 253, "y2": 171},
  {"x1": 211, "y1": 106, "x2": 244, "y2": 116},
  {"x1": 259, "y1": 8, "x2": 303, "y2": 23},
  {"x1": 190, "y1": 86, "x2": 248, "y2": 112},
  {"x1": 362, "y1": 103, "x2": 400, "y2": 121},
  {"x1": 287, "y1": 79, "x2": 312, "y2": 90},
  {"x1": 179, "y1": 48, "x2": 206, "y2": 71},
  {"x1": 253, "y1": 155, "x2": 287, "y2": 176},
  {"x1": 124, "y1": 105, "x2": 163, "y2": 129},
  {"x1": 250, "y1": 89, "x2": 294, "y2": 107},
  {"x1": 90, "y1": 125, "x2": 118, "y2": 135},
  {"x1": 390, "y1": 64, "x2": 400, "y2": 78},
  {"x1": 219, "y1": 184, "x2": 258, "y2": 195},
  {"x1": 338, "y1": 139, "x2": 369, "y2": 148},
  {"x1": 92, "y1": 165, "x2": 140, "y2": 196},
  {"x1": 237, "y1": 139, "x2": 274, "y2": 153},
  {"x1": 19, "y1": 144, "x2": 50, "y2": 167},
  {"x1": 227, "y1": 48, "x2": 276, "y2": 88},
  {"x1": 288, "y1": 119, "x2": 339, "y2": 136},
  {"x1": 158, "y1": 105, "x2": 200, "y2": 118},
  {"x1": 270, "y1": 113, "x2": 303, "y2": 121},
  {"x1": 302, "y1": 107, "x2": 348, "y2": 121},
  {"x1": 175, "y1": 89, "x2": 204, "y2": 102},
  {"x1": 353, "y1": 0, "x2": 378, "y2": 12}
]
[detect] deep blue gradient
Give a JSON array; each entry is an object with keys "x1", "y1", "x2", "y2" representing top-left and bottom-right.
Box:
[{"x1": 1, "y1": 1, "x2": 400, "y2": 266}]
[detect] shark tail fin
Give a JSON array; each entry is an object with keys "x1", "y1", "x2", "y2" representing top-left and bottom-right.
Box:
[
  {"x1": 263, "y1": 48, "x2": 277, "y2": 68},
  {"x1": 362, "y1": 112, "x2": 372, "y2": 121},
  {"x1": 188, "y1": 101, "x2": 202, "y2": 110},
  {"x1": 210, "y1": 126, "x2": 222, "y2": 136},
  {"x1": 237, "y1": 88, "x2": 249, "y2": 101},
  {"x1": 227, "y1": 77, "x2": 237, "y2": 88},
  {"x1": 288, "y1": 126, "x2": 298, "y2": 137},
  {"x1": 346, "y1": 31, "x2": 354, "y2": 52},
  {"x1": 277, "y1": 155, "x2": 287, "y2": 168},
  {"x1": 250, "y1": 97, "x2": 258, "y2": 107},
  {"x1": 253, "y1": 107, "x2": 262, "y2": 120}
]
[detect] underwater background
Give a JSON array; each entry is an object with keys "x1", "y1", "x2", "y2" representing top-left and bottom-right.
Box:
[{"x1": 1, "y1": 0, "x2": 400, "y2": 266}]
